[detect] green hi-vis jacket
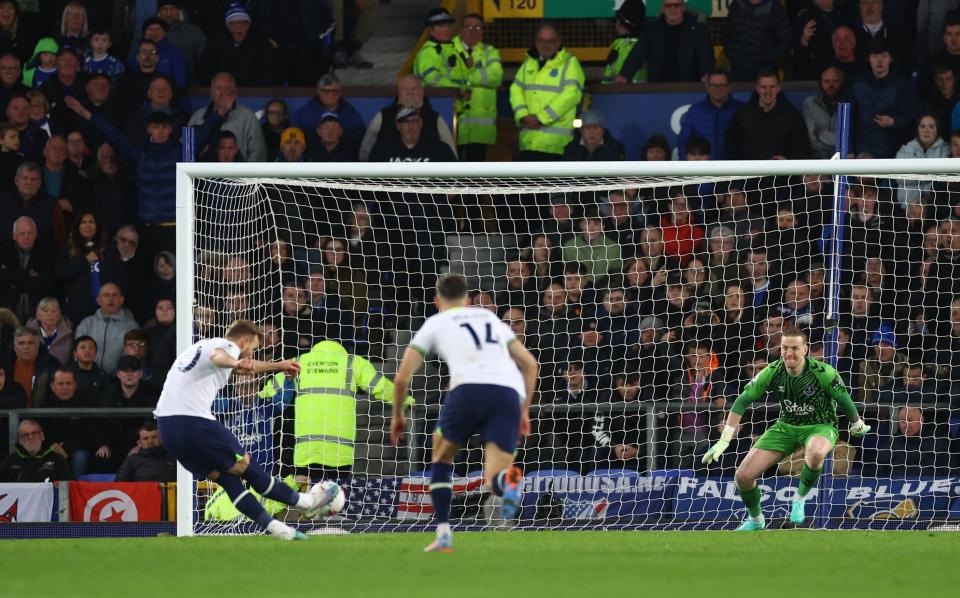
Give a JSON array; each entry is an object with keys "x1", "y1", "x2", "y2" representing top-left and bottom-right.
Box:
[
  {"x1": 259, "y1": 340, "x2": 414, "y2": 468},
  {"x1": 509, "y1": 47, "x2": 585, "y2": 155},
  {"x1": 602, "y1": 36, "x2": 647, "y2": 84}
]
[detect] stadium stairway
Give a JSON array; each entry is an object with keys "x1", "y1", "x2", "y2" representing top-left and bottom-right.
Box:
[{"x1": 334, "y1": 0, "x2": 437, "y2": 86}]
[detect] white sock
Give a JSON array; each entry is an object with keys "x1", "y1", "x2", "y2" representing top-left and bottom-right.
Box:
[
  {"x1": 295, "y1": 492, "x2": 315, "y2": 509},
  {"x1": 749, "y1": 513, "x2": 765, "y2": 523},
  {"x1": 436, "y1": 522, "x2": 451, "y2": 537},
  {"x1": 795, "y1": 492, "x2": 809, "y2": 504},
  {"x1": 266, "y1": 519, "x2": 296, "y2": 539}
]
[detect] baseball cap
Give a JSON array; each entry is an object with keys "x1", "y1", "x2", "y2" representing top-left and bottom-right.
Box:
[
  {"x1": 396, "y1": 105, "x2": 421, "y2": 122},
  {"x1": 280, "y1": 127, "x2": 305, "y2": 147},
  {"x1": 580, "y1": 109, "x2": 605, "y2": 127},
  {"x1": 319, "y1": 111, "x2": 341, "y2": 124},
  {"x1": 117, "y1": 355, "x2": 143, "y2": 371},
  {"x1": 142, "y1": 16, "x2": 168, "y2": 33}
]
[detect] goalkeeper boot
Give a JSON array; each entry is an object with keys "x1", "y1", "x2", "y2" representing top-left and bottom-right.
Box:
[
  {"x1": 790, "y1": 499, "x2": 807, "y2": 525},
  {"x1": 735, "y1": 516, "x2": 766, "y2": 531},
  {"x1": 423, "y1": 531, "x2": 453, "y2": 553},
  {"x1": 500, "y1": 466, "x2": 524, "y2": 521},
  {"x1": 302, "y1": 482, "x2": 342, "y2": 519}
]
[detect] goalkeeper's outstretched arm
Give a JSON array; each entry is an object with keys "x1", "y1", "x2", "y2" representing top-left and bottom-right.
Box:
[{"x1": 701, "y1": 366, "x2": 771, "y2": 464}]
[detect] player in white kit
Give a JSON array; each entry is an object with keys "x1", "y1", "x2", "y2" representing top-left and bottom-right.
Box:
[
  {"x1": 155, "y1": 320, "x2": 340, "y2": 540},
  {"x1": 391, "y1": 274, "x2": 539, "y2": 552}
]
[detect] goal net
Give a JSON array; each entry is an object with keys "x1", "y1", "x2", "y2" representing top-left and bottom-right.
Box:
[{"x1": 177, "y1": 160, "x2": 960, "y2": 534}]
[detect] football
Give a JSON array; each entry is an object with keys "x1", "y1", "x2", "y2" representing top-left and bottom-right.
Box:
[{"x1": 313, "y1": 481, "x2": 347, "y2": 517}]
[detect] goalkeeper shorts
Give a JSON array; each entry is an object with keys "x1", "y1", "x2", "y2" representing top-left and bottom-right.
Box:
[{"x1": 753, "y1": 421, "x2": 839, "y2": 455}]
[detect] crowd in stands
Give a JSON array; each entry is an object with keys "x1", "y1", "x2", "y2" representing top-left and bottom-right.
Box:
[{"x1": 0, "y1": 0, "x2": 959, "y2": 485}]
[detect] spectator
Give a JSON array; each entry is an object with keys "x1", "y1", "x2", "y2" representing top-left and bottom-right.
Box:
[
  {"x1": 660, "y1": 189, "x2": 704, "y2": 267},
  {"x1": 157, "y1": 1, "x2": 207, "y2": 85},
  {"x1": 98, "y1": 354, "x2": 158, "y2": 412},
  {"x1": 861, "y1": 1, "x2": 918, "y2": 73},
  {"x1": 803, "y1": 66, "x2": 847, "y2": 158},
  {"x1": 23, "y1": 37, "x2": 58, "y2": 89},
  {"x1": 82, "y1": 29, "x2": 124, "y2": 82},
  {"x1": 641, "y1": 134, "x2": 670, "y2": 161},
  {"x1": 896, "y1": 113, "x2": 951, "y2": 204},
  {"x1": 0, "y1": 2, "x2": 37, "y2": 65},
  {"x1": 829, "y1": 25, "x2": 859, "y2": 79},
  {"x1": 562, "y1": 261, "x2": 596, "y2": 316},
  {"x1": 452, "y1": 12, "x2": 503, "y2": 160},
  {"x1": 39, "y1": 45, "x2": 88, "y2": 113},
  {"x1": 509, "y1": 23, "x2": 584, "y2": 160},
  {"x1": 358, "y1": 75, "x2": 456, "y2": 161},
  {"x1": 277, "y1": 284, "x2": 321, "y2": 358},
  {"x1": 501, "y1": 306, "x2": 529, "y2": 348},
  {"x1": 529, "y1": 282, "x2": 570, "y2": 367},
  {"x1": 74, "y1": 282, "x2": 139, "y2": 373},
  {"x1": 0, "y1": 419, "x2": 71, "y2": 482},
  {"x1": 843, "y1": 283, "x2": 882, "y2": 363},
  {"x1": 212, "y1": 130, "x2": 241, "y2": 162},
  {"x1": 724, "y1": 0, "x2": 793, "y2": 81},
  {"x1": 744, "y1": 246, "x2": 774, "y2": 309},
  {"x1": 623, "y1": 257, "x2": 655, "y2": 313},
  {"x1": 114, "y1": 39, "x2": 161, "y2": 111},
  {"x1": 586, "y1": 372, "x2": 644, "y2": 472},
  {"x1": 69, "y1": 334, "x2": 108, "y2": 403},
  {"x1": 107, "y1": 226, "x2": 150, "y2": 323},
  {"x1": 369, "y1": 106, "x2": 457, "y2": 162},
  {"x1": 539, "y1": 193, "x2": 578, "y2": 248},
  {"x1": 562, "y1": 109, "x2": 625, "y2": 161},
  {"x1": 562, "y1": 207, "x2": 622, "y2": 284},
  {"x1": 677, "y1": 68, "x2": 741, "y2": 160},
  {"x1": 925, "y1": 64, "x2": 958, "y2": 135},
  {"x1": 260, "y1": 99, "x2": 288, "y2": 161},
  {"x1": 0, "y1": 361, "x2": 25, "y2": 407},
  {"x1": 0, "y1": 53, "x2": 29, "y2": 113},
  {"x1": 877, "y1": 362, "x2": 939, "y2": 404},
  {"x1": 0, "y1": 120, "x2": 23, "y2": 192},
  {"x1": 793, "y1": 0, "x2": 853, "y2": 80},
  {"x1": 668, "y1": 341, "x2": 728, "y2": 470},
  {"x1": 291, "y1": 73, "x2": 365, "y2": 146},
  {"x1": 87, "y1": 144, "x2": 133, "y2": 236},
  {"x1": 603, "y1": 190, "x2": 643, "y2": 256},
  {"x1": 684, "y1": 135, "x2": 711, "y2": 160},
  {"x1": 918, "y1": 1, "x2": 960, "y2": 61},
  {"x1": 7, "y1": 94, "x2": 48, "y2": 161},
  {"x1": 275, "y1": 126, "x2": 306, "y2": 163},
  {"x1": 0, "y1": 215, "x2": 54, "y2": 322},
  {"x1": 7, "y1": 326, "x2": 58, "y2": 406},
  {"x1": 646, "y1": 0, "x2": 713, "y2": 83},
  {"x1": 856, "y1": 325, "x2": 906, "y2": 403},
  {"x1": 704, "y1": 225, "x2": 743, "y2": 298},
  {"x1": 57, "y1": 2, "x2": 89, "y2": 50},
  {"x1": 71, "y1": 73, "x2": 123, "y2": 152},
  {"x1": 1, "y1": 160, "x2": 60, "y2": 245},
  {"x1": 247, "y1": 0, "x2": 333, "y2": 86},
  {"x1": 41, "y1": 134, "x2": 86, "y2": 219},
  {"x1": 497, "y1": 259, "x2": 539, "y2": 317},
  {"x1": 308, "y1": 112, "x2": 359, "y2": 161},
  {"x1": 199, "y1": 3, "x2": 277, "y2": 87},
  {"x1": 304, "y1": 267, "x2": 351, "y2": 345},
  {"x1": 862, "y1": 406, "x2": 950, "y2": 476},
  {"x1": 596, "y1": 286, "x2": 638, "y2": 351},
  {"x1": 529, "y1": 233, "x2": 563, "y2": 285},
  {"x1": 26, "y1": 297, "x2": 72, "y2": 365},
  {"x1": 145, "y1": 298, "x2": 176, "y2": 387},
  {"x1": 331, "y1": 0, "x2": 379, "y2": 69},
  {"x1": 726, "y1": 70, "x2": 812, "y2": 160},
  {"x1": 122, "y1": 74, "x2": 188, "y2": 149},
  {"x1": 65, "y1": 130, "x2": 91, "y2": 174},
  {"x1": 114, "y1": 421, "x2": 176, "y2": 482},
  {"x1": 186, "y1": 72, "x2": 267, "y2": 162},
  {"x1": 64, "y1": 99, "x2": 180, "y2": 256},
  {"x1": 778, "y1": 277, "x2": 817, "y2": 329},
  {"x1": 121, "y1": 329, "x2": 151, "y2": 381},
  {"x1": 150, "y1": 251, "x2": 175, "y2": 302},
  {"x1": 128, "y1": 16, "x2": 187, "y2": 89}
]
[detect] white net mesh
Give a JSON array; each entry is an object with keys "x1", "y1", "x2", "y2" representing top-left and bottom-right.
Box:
[{"x1": 187, "y1": 168, "x2": 960, "y2": 532}]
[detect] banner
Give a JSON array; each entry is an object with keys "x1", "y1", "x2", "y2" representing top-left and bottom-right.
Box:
[
  {"x1": 69, "y1": 482, "x2": 163, "y2": 522},
  {"x1": 397, "y1": 475, "x2": 485, "y2": 521},
  {"x1": 0, "y1": 483, "x2": 55, "y2": 522},
  {"x1": 829, "y1": 477, "x2": 958, "y2": 521},
  {"x1": 522, "y1": 472, "x2": 676, "y2": 520}
]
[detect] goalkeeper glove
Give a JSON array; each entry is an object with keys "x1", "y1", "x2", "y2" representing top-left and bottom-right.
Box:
[
  {"x1": 849, "y1": 419, "x2": 871, "y2": 438},
  {"x1": 702, "y1": 425, "x2": 736, "y2": 464}
]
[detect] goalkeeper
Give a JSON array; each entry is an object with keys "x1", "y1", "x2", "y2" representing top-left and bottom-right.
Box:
[{"x1": 702, "y1": 329, "x2": 870, "y2": 530}]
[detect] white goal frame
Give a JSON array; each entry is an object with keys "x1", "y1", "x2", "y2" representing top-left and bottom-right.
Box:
[{"x1": 174, "y1": 158, "x2": 960, "y2": 536}]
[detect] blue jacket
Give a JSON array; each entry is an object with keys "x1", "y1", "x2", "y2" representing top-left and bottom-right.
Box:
[
  {"x1": 851, "y1": 70, "x2": 919, "y2": 158},
  {"x1": 677, "y1": 95, "x2": 741, "y2": 160},
  {"x1": 89, "y1": 113, "x2": 186, "y2": 224},
  {"x1": 290, "y1": 97, "x2": 366, "y2": 146},
  {"x1": 128, "y1": 38, "x2": 187, "y2": 88}
]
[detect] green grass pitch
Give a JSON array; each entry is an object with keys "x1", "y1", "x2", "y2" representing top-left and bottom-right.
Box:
[{"x1": 6, "y1": 531, "x2": 960, "y2": 597}]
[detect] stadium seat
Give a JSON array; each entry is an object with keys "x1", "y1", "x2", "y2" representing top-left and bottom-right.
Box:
[{"x1": 78, "y1": 473, "x2": 117, "y2": 482}]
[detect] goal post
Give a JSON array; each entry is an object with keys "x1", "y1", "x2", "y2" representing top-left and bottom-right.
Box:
[{"x1": 176, "y1": 158, "x2": 960, "y2": 535}]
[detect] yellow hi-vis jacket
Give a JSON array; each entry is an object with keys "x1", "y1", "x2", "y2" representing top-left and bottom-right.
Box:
[
  {"x1": 452, "y1": 36, "x2": 503, "y2": 146},
  {"x1": 259, "y1": 340, "x2": 414, "y2": 468},
  {"x1": 509, "y1": 47, "x2": 585, "y2": 155}
]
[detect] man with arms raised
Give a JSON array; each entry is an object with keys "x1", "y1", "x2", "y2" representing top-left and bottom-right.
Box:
[
  {"x1": 391, "y1": 274, "x2": 538, "y2": 552},
  {"x1": 703, "y1": 328, "x2": 870, "y2": 529},
  {"x1": 155, "y1": 319, "x2": 340, "y2": 540}
]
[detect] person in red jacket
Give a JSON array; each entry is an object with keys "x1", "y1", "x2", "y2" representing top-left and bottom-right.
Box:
[{"x1": 659, "y1": 188, "x2": 704, "y2": 267}]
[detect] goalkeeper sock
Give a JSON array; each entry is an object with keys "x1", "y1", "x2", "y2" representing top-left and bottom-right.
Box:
[
  {"x1": 241, "y1": 465, "x2": 299, "y2": 506},
  {"x1": 217, "y1": 474, "x2": 274, "y2": 530},
  {"x1": 797, "y1": 464, "x2": 823, "y2": 501},
  {"x1": 430, "y1": 462, "x2": 454, "y2": 525},
  {"x1": 739, "y1": 485, "x2": 762, "y2": 518}
]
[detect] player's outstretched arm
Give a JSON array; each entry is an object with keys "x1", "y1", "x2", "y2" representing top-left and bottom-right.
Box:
[
  {"x1": 390, "y1": 347, "x2": 424, "y2": 445},
  {"x1": 702, "y1": 411, "x2": 743, "y2": 464},
  {"x1": 508, "y1": 340, "x2": 539, "y2": 437},
  {"x1": 210, "y1": 349, "x2": 300, "y2": 376}
]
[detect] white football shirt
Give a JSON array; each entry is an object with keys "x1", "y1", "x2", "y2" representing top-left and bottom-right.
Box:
[
  {"x1": 154, "y1": 338, "x2": 241, "y2": 420},
  {"x1": 410, "y1": 306, "x2": 525, "y2": 400}
]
